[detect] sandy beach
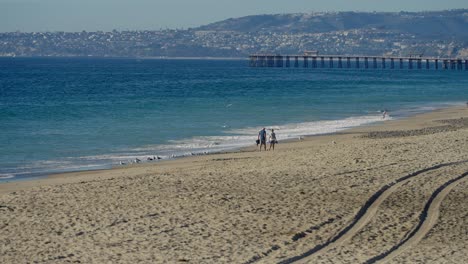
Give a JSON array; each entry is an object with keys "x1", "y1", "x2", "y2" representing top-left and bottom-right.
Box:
[{"x1": 1, "y1": 106, "x2": 467, "y2": 263}]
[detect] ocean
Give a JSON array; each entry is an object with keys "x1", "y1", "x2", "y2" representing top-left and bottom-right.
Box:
[{"x1": 0, "y1": 57, "x2": 467, "y2": 181}]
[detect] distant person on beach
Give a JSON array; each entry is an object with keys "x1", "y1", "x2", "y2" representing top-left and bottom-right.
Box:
[
  {"x1": 382, "y1": 109, "x2": 388, "y2": 119},
  {"x1": 269, "y1": 129, "x2": 277, "y2": 151},
  {"x1": 258, "y1": 128, "x2": 267, "y2": 151}
]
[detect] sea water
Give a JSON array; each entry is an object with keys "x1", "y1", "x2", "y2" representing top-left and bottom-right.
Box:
[{"x1": 0, "y1": 57, "x2": 467, "y2": 181}]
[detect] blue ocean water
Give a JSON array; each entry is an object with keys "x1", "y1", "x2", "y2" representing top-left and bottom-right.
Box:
[{"x1": 0, "y1": 57, "x2": 467, "y2": 181}]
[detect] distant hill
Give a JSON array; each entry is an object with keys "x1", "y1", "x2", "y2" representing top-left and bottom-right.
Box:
[{"x1": 196, "y1": 10, "x2": 468, "y2": 39}]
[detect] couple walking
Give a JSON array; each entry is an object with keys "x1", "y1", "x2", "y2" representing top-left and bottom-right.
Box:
[{"x1": 257, "y1": 128, "x2": 277, "y2": 151}]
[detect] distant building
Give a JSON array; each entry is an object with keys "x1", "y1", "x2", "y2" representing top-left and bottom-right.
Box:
[{"x1": 304, "y1": 50, "x2": 319, "y2": 56}]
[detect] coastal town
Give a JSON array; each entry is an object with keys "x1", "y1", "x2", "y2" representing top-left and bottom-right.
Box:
[
  {"x1": 1, "y1": 28, "x2": 465, "y2": 58},
  {"x1": 1, "y1": 10, "x2": 467, "y2": 58}
]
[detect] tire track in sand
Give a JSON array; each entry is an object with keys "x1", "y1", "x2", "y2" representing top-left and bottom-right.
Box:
[
  {"x1": 276, "y1": 160, "x2": 468, "y2": 264},
  {"x1": 364, "y1": 171, "x2": 468, "y2": 264}
]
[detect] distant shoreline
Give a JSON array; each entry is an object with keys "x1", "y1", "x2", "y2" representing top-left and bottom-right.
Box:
[{"x1": 0, "y1": 55, "x2": 247, "y2": 60}]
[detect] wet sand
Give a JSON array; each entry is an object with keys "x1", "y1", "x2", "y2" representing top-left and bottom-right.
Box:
[{"x1": 1, "y1": 107, "x2": 467, "y2": 263}]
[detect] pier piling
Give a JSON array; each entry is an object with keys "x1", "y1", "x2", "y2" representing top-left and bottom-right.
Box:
[
  {"x1": 275, "y1": 55, "x2": 283, "y2": 67},
  {"x1": 267, "y1": 56, "x2": 274, "y2": 67},
  {"x1": 249, "y1": 53, "x2": 466, "y2": 71}
]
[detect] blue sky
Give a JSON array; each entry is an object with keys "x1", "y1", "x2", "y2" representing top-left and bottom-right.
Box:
[{"x1": 1, "y1": 0, "x2": 467, "y2": 32}]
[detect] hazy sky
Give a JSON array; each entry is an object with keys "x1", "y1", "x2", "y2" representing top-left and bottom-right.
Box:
[{"x1": 1, "y1": 0, "x2": 467, "y2": 32}]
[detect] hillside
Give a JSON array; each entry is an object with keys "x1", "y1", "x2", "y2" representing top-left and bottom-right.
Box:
[{"x1": 197, "y1": 10, "x2": 468, "y2": 39}]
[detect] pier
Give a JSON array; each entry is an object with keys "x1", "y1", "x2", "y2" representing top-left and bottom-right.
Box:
[{"x1": 249, "y1": 53, "x2": 468, "y2": 70}]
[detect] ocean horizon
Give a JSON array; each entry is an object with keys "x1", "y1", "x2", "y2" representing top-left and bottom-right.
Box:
[{"x1": 1, "y1": 57, "x2": 467, "y2": 182}]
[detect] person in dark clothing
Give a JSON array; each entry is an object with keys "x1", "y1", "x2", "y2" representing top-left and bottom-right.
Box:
[{"x1": 258, "y1": 128, "x2": 267, "y2": 151}]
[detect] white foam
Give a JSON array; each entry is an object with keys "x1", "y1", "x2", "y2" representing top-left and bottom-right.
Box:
[
  {"x1": 138, "y1": 114, "x2": 385, "y2": 156},
  {"x1": 7, "y1": 114, "x2": 385, "y2": 176},
  {"x1": 77, "y1": 114, "x2": 386, "y2": 164},
  {"x1": 0, "y1": 174, "x2": 15, "y2": 179},
  {"x1": 228, "y1": 115, "x2": 384, "y2": 137},
  {"x1": 74, "y1": 154, "x2": 150, "y2": 161}
]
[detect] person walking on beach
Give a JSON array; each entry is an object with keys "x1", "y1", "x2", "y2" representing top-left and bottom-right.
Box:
[
  {"x1": 269, "y1": 129, "x2": 277, "y2": 151},
  {"x1": 382, "y1": 109, "x2": 388, "y2": 119},
  {"x1": 258, "y1": 128, "x2": 267, "y2": 151}
]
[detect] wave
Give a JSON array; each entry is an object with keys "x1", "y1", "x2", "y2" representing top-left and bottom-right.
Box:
[
  {"x1": 228, "y1": 115, "x2": 385, "y2": 137},
  {"x1": 0, "y1": 174, "x2": 15, "y2": 179},
  {"x1": 80, "y1": 114, "x2": 386, "y2": 163}
]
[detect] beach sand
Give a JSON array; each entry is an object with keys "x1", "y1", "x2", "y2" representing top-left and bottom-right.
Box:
[{"x1": 1, "y1": 107, "x2": 467, "y2": 263}]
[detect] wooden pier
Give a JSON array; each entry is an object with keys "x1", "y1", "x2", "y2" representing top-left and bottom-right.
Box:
[{"x1": 249, "y1": 53, "x2": 468, "y2": 70}]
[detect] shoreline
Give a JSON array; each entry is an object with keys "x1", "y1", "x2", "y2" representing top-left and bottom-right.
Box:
[
  {"x1": 1, "y1": 105, "x2": 466, "y2": 193},
  {"x1": 1, "y1": 102, "x2": 464, "y2": 186},
  {"x1": 1, "y1": 105, "x2": 467, "y2": 262},
  {"x1": 0, "y1": 110, "x2": 418, "y2": 186}
]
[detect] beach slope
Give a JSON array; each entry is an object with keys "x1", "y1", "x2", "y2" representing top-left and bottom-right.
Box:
[{"x1": 1, "y1": 107, "x2": 467, "y2": 263}]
